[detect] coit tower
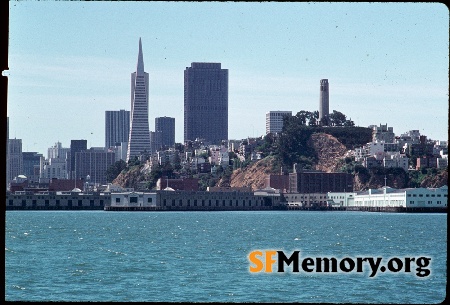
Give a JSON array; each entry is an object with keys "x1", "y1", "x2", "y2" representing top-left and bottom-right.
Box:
[{"x1": 319, "y1": 79, "x2": 329, "y2": 125}]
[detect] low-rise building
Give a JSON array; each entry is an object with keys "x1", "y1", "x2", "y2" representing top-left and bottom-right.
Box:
[{"x1": 327, "y1": 186, "x2": 448, "y2": 210}]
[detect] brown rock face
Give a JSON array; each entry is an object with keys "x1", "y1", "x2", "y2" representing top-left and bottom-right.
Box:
[
  {"x1": 309, "y1": 133, "x2": 348, "y2": 172},
  {"x1": 420, "y1": 170, "x2": 448, "y2": 188},
  {"x1": 227, "y1": 156, "x2": 280, "y2": 191}
]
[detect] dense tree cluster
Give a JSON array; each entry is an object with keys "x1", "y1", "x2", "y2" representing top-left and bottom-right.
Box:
[{"x1": 276, "y1": 110, "x2": 371, "y2": 171}]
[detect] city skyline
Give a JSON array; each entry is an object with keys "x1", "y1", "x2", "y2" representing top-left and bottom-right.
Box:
[{"x1": 6, "y1": 2, "x2": 449, "y2": 155}]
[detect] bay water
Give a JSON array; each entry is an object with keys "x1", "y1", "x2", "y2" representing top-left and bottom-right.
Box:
[{"x1": 5, "y1": 210, "x2": 447, "y2": 303}]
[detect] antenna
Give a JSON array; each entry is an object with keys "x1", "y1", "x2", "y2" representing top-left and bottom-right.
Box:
[{"x1": 384, "y1": 175, "x2": 387, "y2": 187}]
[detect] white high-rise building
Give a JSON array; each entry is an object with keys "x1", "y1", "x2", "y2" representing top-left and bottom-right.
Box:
[
  {"x1": 126, "y1": 38, "x2": 151, "y2": 162},
  {"x1": 48, "y1": 141, "x2": 70, "y2": 160},
  {"x1": 266, "y1": 111, "x2": 292, "y2": 134}
]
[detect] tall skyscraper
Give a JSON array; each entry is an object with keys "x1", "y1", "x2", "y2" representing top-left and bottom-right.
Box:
[
  {"x1": 8, "y1": 138, "x2": 23, "y2": 185},
  {"x1": 319, "y1": 79, "x2": 329, "y2": 125},
  {"x1": 155, "y1": 116, "x2": 175, "y2": 148},
  {"x1": 266, "y1": 111, "x2": 292, "y2": 134},
  {"x1": 105, "y1": 109, "x2": 130, "y2": 148},
  {"x1": 126, "y1": 38, "x2": 151, "y2": 162},
  {"x1": 69, "y1": 139, "x2": 87, "y2": 179},
  {"x1": 184, "y1": 62, "x2": 228, "y2": 144},
  {"x1": 22, "y1": 152, "x2": 43, "y2": 183}
]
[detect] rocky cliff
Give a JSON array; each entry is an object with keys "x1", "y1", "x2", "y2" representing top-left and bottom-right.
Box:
[
  {"x1": 113, "y1": 163, "x2": 152, "y2": 189},
  {"x1": 226, "y1": 133, "x2": 351, "y2": 190},
  {"x1": 227, "y1": 132, "x2": 447, "y2": 191},
  {"x1": 420, "y1": 170, "x2": 448, "y2": 188},
  {"x1": 309, "y1": 133, "x2": 350, "y2": 172},
  {"x1": 224, "y1": 156, "x2": 279, "y2": 191}
]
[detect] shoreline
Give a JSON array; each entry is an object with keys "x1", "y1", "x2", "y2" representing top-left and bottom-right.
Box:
[{"x1": 5, "y1": 206, "x2": 447, "y2": 213}]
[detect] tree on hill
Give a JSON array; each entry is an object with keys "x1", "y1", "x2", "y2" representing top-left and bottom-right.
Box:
[
  {"x1": 277, "y1": 109, "x2": 371, "y2": 170},
  {"x1": 106, "y1": 160, "x2": 127, "y2": 183},
  {"x1": 328, "y1": 110, "x2": 355, "y2": 127}
]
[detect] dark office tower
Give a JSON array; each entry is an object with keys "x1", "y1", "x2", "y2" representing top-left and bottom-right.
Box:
[
  {"x1": 126, "y1": 38, "x2": 151, "y2": 162},
  {"x1": 69, "y1": 139, "x2": 87, "y2": 179},
  {"x1": 319, "y1": 79, "x2": 329, "y2": 125},
  {"x1": 184, "y1": 62, "x2": 228, "y2": 144},
  {"x1": 22, "y1": 152, "x2": 43, "y2": 183},
  {"x1": 105, "y1": 110, "x2": 130, "y2": 148},
  {"x1": 155, "y1": 116, "x2": 175, "y2": 148}
]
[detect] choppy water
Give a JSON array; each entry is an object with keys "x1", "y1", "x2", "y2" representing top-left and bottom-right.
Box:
[{"x1": 5, "y1": 210, "x2": 447, "y2": 303}]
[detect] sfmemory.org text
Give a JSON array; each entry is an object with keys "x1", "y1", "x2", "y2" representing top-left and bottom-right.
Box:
[{"x1": 248, "y1": 250, "x2": 431, "y2": 277}]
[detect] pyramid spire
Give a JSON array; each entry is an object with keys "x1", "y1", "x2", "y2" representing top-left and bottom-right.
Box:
[{"x1": 136, "y1": 37, "x2": 144, "y2": 75}]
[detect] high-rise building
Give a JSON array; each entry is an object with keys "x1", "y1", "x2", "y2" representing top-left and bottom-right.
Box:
[
  {"x1": 48, "y1": 141, "x2": 70, "y2": 160},
  {"x1": 266, "y1": 111, "x2": 292, "y2": 134},
  {"x1": 184, "y1": 62, "x2": 228, "y2": 145},
  {"x1": 126, "y1": 38, "x2": 151, "y2": 162},
  {"x1": 105, "y1": 109, "x2": 130, "y2": 149},
  {"x1": 22, "y1": 152, "x2": 43, "y2": 183},
  {"x1": 155, "y1": 116, "x2": 175, "y2": 148},
  {"x1": 319, "y1": 79, "x2": 329, "y2": 125},
  {"x1": 74, "y1": 148, "x2": 115, "y2": 185},
  {"x1": 69, "y1": 139, "x2": 87, "y2": 179},
  {"x1": 8, "y1": 138, "x2": 23, "y2": 186},
  {"x1": 150, "y1": 130, "x2": 162, "y2": 153}
]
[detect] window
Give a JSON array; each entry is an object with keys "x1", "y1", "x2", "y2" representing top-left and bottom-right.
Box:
[
  {"x1": 148, "y1": 198, "x2": 152, "y2": 203},
  {"x1": 116, "y1": 198, "x2": 120, "y2": 203},
  {"x1": 130, "y1": 197, "x2": 138, "y2": 203}
]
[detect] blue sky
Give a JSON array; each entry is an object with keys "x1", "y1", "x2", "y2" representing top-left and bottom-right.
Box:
[{"x1": 6, "y1": 1, "x2": 449, "y2": 155}]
